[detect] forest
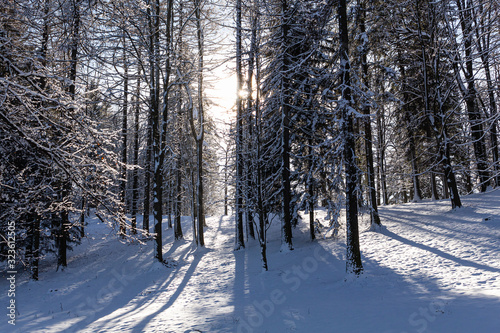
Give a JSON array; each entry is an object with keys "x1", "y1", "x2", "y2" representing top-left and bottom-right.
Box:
[{"x1": 1, "y1": 0, "x2": 499, "y2": 282}]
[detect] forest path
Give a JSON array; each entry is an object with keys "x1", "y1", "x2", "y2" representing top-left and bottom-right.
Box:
[{"x1": 79, "y1": 215, "x2": 241, "y2": 333}]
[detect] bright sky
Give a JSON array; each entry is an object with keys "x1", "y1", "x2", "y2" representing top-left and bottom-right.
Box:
[
  {"x1": 204, "y1": 1, "x2": 237, "y2": 129},
  {"x1": 207, "y1": 68, "x2": 237, "y2": 128}
]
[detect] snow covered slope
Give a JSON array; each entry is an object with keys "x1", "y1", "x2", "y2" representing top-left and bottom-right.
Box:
[{"x1": 1, "y1": 190, "x2": 500, "y2": 332}]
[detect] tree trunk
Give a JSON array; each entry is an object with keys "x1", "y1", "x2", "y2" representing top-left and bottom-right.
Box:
[
  {"x1": 28, "y1": 212, "x2": 40, "y2": 280},
  {"x1": 80, "y1": 197, "x2": 85, "y2": 237},
  {"x1": 442, "y1": 170, "x2": 449, "y2": 199},
  {"x1": 417, "y1": 0, "x2": 461, "y2": 209},
  {"x1": 191, "y1": 168, "x2": 198, "y2": 245},
  {"x1": 456, "y1": 0, "x2": 489, "y2": 191},
  {"x1": 399, "y1": 63, "x2": 422, "y2": 202},
  {"x1": 58, "y1": 0, "x2": 81, "y2": 268},
  {"x1": 308, "y1": 139, "x2": 315, "y2": 241},
  {"x1": 358, "y1": 2, "x2": 381, "y2": 227},
  {"x1": 473, "y1": 0, "x2": 499, "y2": 187},
  {"x1": 143, "y1": 120, "x2": 152, "y2": 235},
  {"x1": 339, "y1": 0, "x2": 362, "y2": 275},
  {"x1": 224, "y1": 145, "x2": 229, "y2": 216},
  {"x1": 174, "y1": 152, "x2": 183, "y2": 240},
  {"x1": 131, "y1": 66, "x2": 141, "y2": 235},
  {"x1": 245, "y1": 30, "x2": 256, "y2": 240},
  {"x1": 143, "y1": 0, "x2": 156, "y2": 237},
  {"x1": 32, "y1": 215, "x2": 40, "y2": 280},
  {"x1": 163, "y1": 0, "x2": 174, "y2": 233},
  {"x1": 195, "y1": 0, "x2": 205, "y2": 247},
  {"x1": 58, "y1": 181, "x2": 70, "y2": 269},
  {"x1": 281, "y1": 0, "x2": 293, "y2": 251},
  {"x1": 234, "y1": 0, "x2": 245, "y2": 250},
  {"x1": 255, "y1": 7, "x2": 268, "y2": 268},
  {"x1": 173, "y1": 4, "x2": 184, "y2": 241},
  {"x1": 120, "y1": 34, "x2": 129, "y2": 237},
  {"x1": 150, "y1": 0, "x2": 163, "y2": 261},
  {"x1": 376, "y1": 104, "x2": 388, "y2": 205},
  {"x1": 430, "y1": 170, "x2": 439, "y2": 201}
]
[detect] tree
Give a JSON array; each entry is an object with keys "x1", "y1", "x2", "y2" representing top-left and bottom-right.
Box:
[
  {"x1": 131, "y1": 65, "x2": 141, "y2": 235},
  {"x1": 119, "y1": 33, "x2": 129, "y2": 238},
  {"x1": 249, "y1": 0, "x2": 268, "y2": 269},
  {"x1": 0, "y1": 0, "x2": 123, "y2": 279},
  {"x1": 338, "y1": 0, "x2": 363, "y2": 274},
  {"x1": 414, "y1": 0, "x2": 462, "y2": 208},
  {"x1": 192, "y1": 0, "x2": 206, "y2": 247},
  {"x1": 454, "y1": 0, "x2": 490, "y2": 191},
  {"x1": 279, "y1": 0, "x2": 293, "y2": 251},
  {"x1": 259, "y1": 0, "x2": 296, "y2": 251},
  {"x1": 149, "y1": 0, "x2": 163, "y2": 261},
  {"x1": 234, "y1": 0, "x2": 245, "y2": 250},
  {"x1": 354, "y1": 1, "x2": 382, "y2": 226},
  {"x1": 472, "y1": 0, "x2": 500, "y2": 187}
]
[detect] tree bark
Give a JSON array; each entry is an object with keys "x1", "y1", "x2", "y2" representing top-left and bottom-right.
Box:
[
  {"x1": 376, "y1": 103, "x2": 388, "y2": 205},
  {"x1": 191, "y1": 0, "x2": 205, "y2": 247},
  {"x1": 245, "y1": 22, "x2": 256, "y2": 240},
  {"x1": 399, "y1": 63, "x2": 422, "y2": 202},
  {"x1": 174, "y1": 150, "x2": 183, "y2": 240},
  {"x1": 308, "y1": 143, "x2": 315, "y2": 241},
  {"x1": 339, "y1": 0, "x2": 362, "y2": 275},
  {"x1": 281, "y1": 0, "x2": 293, "y2": 251},
  {"x1": 234, "y1": 0, "x2": 245, "y2": 250},
  {"x1": 119, "y1": 34, "x2": 129, "y2": 237},
  {"x1": 473, "y1": 0, "x2": 499, "y2": 187},
  {"x1": 150, "y1": 0, "x2": 163, "y2": 261},
  {"x1": 418, "y1": 0, "x2": 462, "y2": 209},
  {"x1": 456, "y1": 0, "x2": 489, "y2": 191},
  {"x1": 58, "y1": 0, "x2": 81, "y2": 268},
  {"x1": 131, "y1": 66, "x2": 141, "y2": 235},
  {"x1": 358, "y1": 1, "x2": 381, "y2": 227},
  {"x1": 162, "y1": 0, "x2": 174, "y2": 233}
]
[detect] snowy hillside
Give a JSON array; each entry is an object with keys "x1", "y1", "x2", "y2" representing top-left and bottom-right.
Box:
[{"x1": 2, "y1": 190, "x2": 500, "y2": 333}]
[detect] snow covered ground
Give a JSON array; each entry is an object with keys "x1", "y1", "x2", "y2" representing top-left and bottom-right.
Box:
[{"x1": 2, "y1": 190, "x2": 500, "y2": 332}]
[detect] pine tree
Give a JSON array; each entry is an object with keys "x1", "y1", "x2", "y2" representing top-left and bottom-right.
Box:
[{"x1": 338, "y1": 0, "x2": 363, "y2": 275}]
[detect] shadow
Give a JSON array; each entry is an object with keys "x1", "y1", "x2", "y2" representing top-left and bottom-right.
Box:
[
  {"x1": 57, "y1": 220, "x2": 198, "y2": 333},
  {"x1": 231, "y1": 243, "x2": 248, "y2": 328},
  {"x1": 228, "y1": 217, "x2": 348, "y2": 332},
  {"x1": 0, "y1": 230, "x2": 180, "y2": 333},
  {"x1": 130, "y1": 248, "x2": 207, "y2": 333},
  {"x1": 210, "y1": 215, "x2": 226, "y2": 245},
  {"x1": 223, "y1": 196, "x2": 500, "y2": 332},
  {"x1": 69, "y1": 245, "x2": 196, "y2": 333},
  {"x1": 346, "y1": 256, "x2": 500, "y2": 333},
  {"x1": 380, "y1": 206, "x2": 500, "y2": 253},
  {"x1": 381, "y1": 228, "x2": 500, "y2": 273},
  {"x1": 163, "y1": 238, "x2": 188, "y2": 260}
]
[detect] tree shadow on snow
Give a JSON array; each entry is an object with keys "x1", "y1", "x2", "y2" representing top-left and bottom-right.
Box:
[
  {"x1": 72, "y1": 239, "x2": 205, "y2": 333},
  {"x1": 380, "y1": 228, "x2": 500, "y2": 274},
  {"x1": 128, "y1": 246, "x2": 207, "y2": 333}
]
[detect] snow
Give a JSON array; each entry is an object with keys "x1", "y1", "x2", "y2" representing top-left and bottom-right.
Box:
[{"x1": 2, "y1": 191, "x2": 500, "y2": 332}]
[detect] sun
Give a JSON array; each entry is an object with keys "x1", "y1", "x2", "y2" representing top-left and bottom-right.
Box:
[
  {"x1": 208, "y1": 70, "x2": 237, "y2": 125},
  {"x1": 238, "y1": 88, "x2": 249, "y2": 98}
]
